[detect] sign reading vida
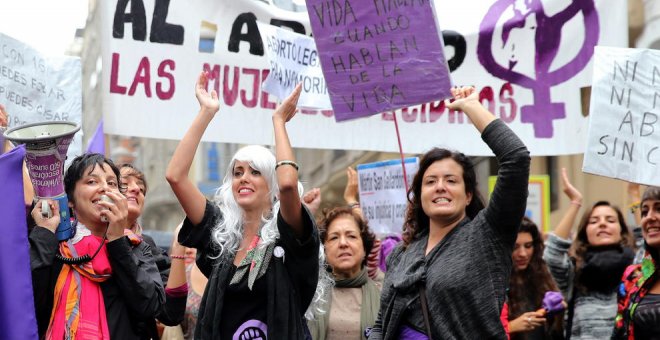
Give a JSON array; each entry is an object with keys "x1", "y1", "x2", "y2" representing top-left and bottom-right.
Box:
[
  {"x1": 583, "y1": 47, "x2": 660, "y2": 186},
  {"x1": 306, "y1": 0, "x2": 452, "y2": 121}
]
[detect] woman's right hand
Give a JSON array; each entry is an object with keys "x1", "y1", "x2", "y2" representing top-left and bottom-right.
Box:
[
  {"x1": 31, "y1": 199, "x2": 60, "y2": 233},
  {"x1": 561, "y1": 167, "x2": 582, "y2": 203},
  {"x1": 508, "y1": 310, "x2": 546, "y2": 333},
  {"x1": 195, "y1": 71, "x2": 219, "y2": 116}
]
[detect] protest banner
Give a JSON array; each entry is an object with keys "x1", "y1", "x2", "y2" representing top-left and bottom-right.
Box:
[
  {"x1": 101, "y1": 0, "x2": 626, "y2": 156},
  {"x1": 258, "y1": 23, "x2": 331, "y2": 109},
  {"x1": 583, "y1": 47, "x2": 660, "y2": 186},
  {"x1": 305, "y1": 0, "x2": 452, "y2": 121},
  {"x1": 357, "y1": 157, "x2": 418, "y2": 235},
  {"x1": 489, "y1": 175, "x2": 550, "y2": 232},
  {"x1": 0, "y1": 33, "x2": 82, "y2": 156}
]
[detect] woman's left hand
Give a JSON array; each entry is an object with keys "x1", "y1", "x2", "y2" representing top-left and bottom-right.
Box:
[
  {"x1": 99, "y1": 190, "x2": 130, "y2": 241},
  {"x1": 272, "y1": 83, "x2": 302, "y2": 124}
]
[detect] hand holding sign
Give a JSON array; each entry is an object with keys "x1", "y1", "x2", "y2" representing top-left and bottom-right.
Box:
[{"x1": 195, "y1": 71, "x2": 219, "y2": 116}]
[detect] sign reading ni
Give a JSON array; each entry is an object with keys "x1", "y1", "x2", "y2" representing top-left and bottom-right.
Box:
[
  {"x1": 306, "y1": 0, "x2": 453, "y2": 121},
  {"x1": 583, "y1": 47, "x2": 660, "y2": 186}
]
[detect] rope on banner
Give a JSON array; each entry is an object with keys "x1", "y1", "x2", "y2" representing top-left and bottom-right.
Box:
[{"x1": 391, "y1": 111, "x2": 410, "y2": 192}]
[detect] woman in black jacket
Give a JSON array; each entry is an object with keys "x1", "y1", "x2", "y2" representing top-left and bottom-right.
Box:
[{"x1": 30, "y1": 153, "x2": 164, "y2": 339}]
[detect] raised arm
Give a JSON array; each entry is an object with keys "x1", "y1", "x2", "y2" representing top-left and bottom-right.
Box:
[
  {"x1": 627, "y1": 182, "x2": 642, "y2": 227},
  {"x1": 272, "y1": 84, "x2": 304, "y2": 236},
  {"x1": 553, "y1": 168, "x2": 583, "y2": 239},
  {"x1": 448, "y1": 86, "x2": 530, "y2": 238},
  {"x1": 165, "y1": 72, "x2": 220, "y2": 225}
]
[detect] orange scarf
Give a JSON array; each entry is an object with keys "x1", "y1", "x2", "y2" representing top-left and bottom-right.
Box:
[{"x1": 46, "y1": 229, "x2": 141, "y2": 340}]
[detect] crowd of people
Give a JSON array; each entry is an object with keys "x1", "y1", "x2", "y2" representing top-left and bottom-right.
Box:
[{"x1": 4, "y1": 72, "x2": 660, "y2": 339}]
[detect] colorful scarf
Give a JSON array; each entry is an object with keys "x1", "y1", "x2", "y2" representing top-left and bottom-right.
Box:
[
  {"x1": 613, "y1": 250, "x2": 658, "y2": 339},
  {"x1": 46, "y1": 227, "x2": 142, "y2": 340},
  {"x1": 229, "y1": 230, "x2": 274, "y2": 290}
]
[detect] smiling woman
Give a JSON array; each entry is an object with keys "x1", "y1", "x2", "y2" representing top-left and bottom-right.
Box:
[
  {"x1": 369, "y1": 86, "x2": 531, "y2": 339},
  {"x1": 543, "y1": 168, "x2": 635, "y2": 339}
]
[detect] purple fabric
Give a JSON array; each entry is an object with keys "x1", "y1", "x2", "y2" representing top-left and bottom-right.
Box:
[
  {"x1": 542, "y1": 291, "x2": 565, "y2": 315},
  {"x1": 379, "y1": 235, "x2": 402, "y2": 272},
  {"x1": 86, "y1": 120, "x2": 105, "y2": 154},
  {"x1": 398, "y1": 325, "x2": 429, "y2": 340},
  {"x1": 0, "y1": 145, "x2": 38, "y2": 340}
]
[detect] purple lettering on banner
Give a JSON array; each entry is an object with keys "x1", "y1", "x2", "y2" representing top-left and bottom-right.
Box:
[
  {"x1": 477, "y1": 0, "x2": 599, "y2": 138},
  {"x1": 306, "y1": 0, "x2": 452, "y2": 121}
]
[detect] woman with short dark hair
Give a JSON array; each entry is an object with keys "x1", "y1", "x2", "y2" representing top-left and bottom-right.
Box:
[{"x1": 30, "y1": 153, "x2": 164, "y2": 339}]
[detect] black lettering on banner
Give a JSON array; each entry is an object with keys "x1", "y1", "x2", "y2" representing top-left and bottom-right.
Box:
[
  {"x1": 113, "y1": 0, "x2": 147, "y2": 40},
  {"x1": 613, "y1": 60, "x2": 638, "y2": 82},
  {"x1": 269, "y1": 19, "x2": 306, "y2": 35},
  {"x1": 228, "y1": 13, "x2": 264, "y2": 55},
  {"x1": 150, "y1": 0, "x2": 184, "y2": 45},
  {"x1": 640, "y1": 112, "x2": 657, "y2": 137},
  {"x1": 442, "y1": 30, "x2": 466, "y2": 72}
]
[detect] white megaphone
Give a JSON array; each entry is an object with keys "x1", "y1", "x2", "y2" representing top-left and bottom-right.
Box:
[{"x1": 4, "y1": 121, "x2": 80, "y2": 241}]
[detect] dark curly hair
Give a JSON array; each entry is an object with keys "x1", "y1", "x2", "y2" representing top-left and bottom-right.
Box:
[
  {"x1": 64, "y1": 153, "x2": 122, "y2": 205},
  {"x1": 508, "y1": 217, "x2": 563, "y2": 337},
  {"x1": 318, "y1": 206, "x2": 376, "y2": 267},
  {"x1": 572, "y1": 201, "x2": 633, "y2": 293},
  {"x1": 402, "y1": 148, "x2": 485, "y2": 247}
]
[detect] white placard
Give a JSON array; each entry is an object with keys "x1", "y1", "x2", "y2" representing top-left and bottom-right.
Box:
[
  {"x1": 583, "y1": 46, "x2": 660, "y2": 186},
  {"x1": 258, "y1": 23, "x2": 330, "y2": 109},
  {"x1": 357, "y1": 157, "x2": 418, "y2": 236},
  {"x1": 101, "y1": 0, "x2": 627, "y2": 156},
  {"x1": 0, "y1": 33, "x2": 82, "y2": 156}
]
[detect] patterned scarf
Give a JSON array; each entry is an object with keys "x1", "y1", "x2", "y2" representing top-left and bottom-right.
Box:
[
  {"x1": 229, "y1": 230, "x2": 275, "y2": 290},
  {"x1": 46, "y1": 226, "x2": 142, "y2": 340},
  {"x1": 613, "y1": 250, "x2": 657, "y2": 339}
]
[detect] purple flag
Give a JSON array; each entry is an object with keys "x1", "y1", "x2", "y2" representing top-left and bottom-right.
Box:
[
  {"x1": 0, "y1": 145, "x2": 38, "y2": 340},
  {"x1": 306, "y1": 0, "x2": 453, "y2": 121},
  {"x1": 86, "y1": 120, "x2": 105, "y2": 154}
]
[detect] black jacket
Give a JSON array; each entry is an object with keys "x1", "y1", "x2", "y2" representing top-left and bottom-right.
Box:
[
  {"x1": 179, "y1": 200, "x2": 320, "y2": 339},
  {"x1": 30, "y1": 227, "x2": 165, "y2": 339}
]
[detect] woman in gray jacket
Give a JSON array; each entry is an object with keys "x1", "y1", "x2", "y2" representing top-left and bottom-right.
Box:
[{"x1": 368, "y1": 86, "x2": 530, "y2": 339}]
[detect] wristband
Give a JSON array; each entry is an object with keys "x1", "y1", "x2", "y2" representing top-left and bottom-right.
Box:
[
  {"x1": 275, "y1": 160, "x2": 299, "y2": 171},
  {"x1": 348, "y1": 202, "x2": 360, "y2": 209},
  {"x1": 170, "y1": 254, "x2": 185, "y2": 260}
]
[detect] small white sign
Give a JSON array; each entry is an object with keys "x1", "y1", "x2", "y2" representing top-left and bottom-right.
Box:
[
  {"x1": 258, "y1": 23, "x2": 330, "y2": 109},
  {"x1": 357, "y1": 157, "x2": 418, "y2": 236},
  {"x1": 0, "y1": 33, "x2": 82, "y2": 156},
  {"x1": 583, "y1": 46, "x2": 660, "y2": 186}
]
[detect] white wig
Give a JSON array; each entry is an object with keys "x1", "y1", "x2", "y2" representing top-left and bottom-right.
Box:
[
  {"x1": 209, "y1": 145, "x2": 332, "y2": 317},
  {"x1": 211, "y1": 145, "x2": 279, "y2": 256}
]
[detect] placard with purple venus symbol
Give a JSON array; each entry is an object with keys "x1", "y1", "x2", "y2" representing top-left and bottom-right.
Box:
[{"x1": 306, "y1": 0, "x2": 453, "y2": 121}]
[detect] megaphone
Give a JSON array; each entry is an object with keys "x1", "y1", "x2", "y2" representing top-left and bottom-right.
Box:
[{"x1": 4, "y1": 121, "x2": 80, "y2": 241}]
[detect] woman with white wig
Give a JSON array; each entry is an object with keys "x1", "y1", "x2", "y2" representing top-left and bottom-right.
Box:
[{"x1": 166, "y1": 72, "x2": 328, "y2": 339}]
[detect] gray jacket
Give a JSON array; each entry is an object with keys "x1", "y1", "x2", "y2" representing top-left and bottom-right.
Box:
[{"x1": 369, "y1": 119, "x2": 530, "y2": 339}]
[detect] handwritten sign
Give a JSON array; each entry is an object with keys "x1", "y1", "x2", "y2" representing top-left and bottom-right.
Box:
[
  {"x1": 583, "y1": 47, "x2": 660, "y2": 186},
  {"x1": 258, "y1": 23, "x2": 331, "y2": 109},
  {"x1": 305, "y1": 0, "x2": 452, "y2": 121},
  {"x1": 357, "y1": 157, "x2": 418, "y2": 236},
  {"x1": 0, "y1": 33, "x2": 82, "y2": 156}
]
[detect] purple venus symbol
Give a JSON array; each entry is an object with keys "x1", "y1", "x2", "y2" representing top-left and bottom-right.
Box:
[{"x1": 477, "y1": 0, "x2": 599, "y2": 138}]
